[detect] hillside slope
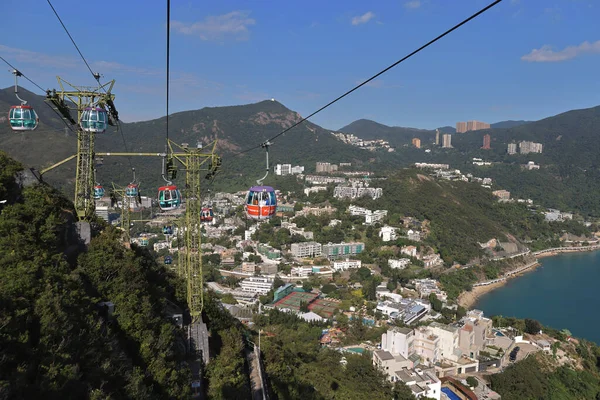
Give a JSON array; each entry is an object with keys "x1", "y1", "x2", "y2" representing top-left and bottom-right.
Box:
[
  {"x1": 0, "y1": 89, "x2": 379, "y2": 195},
  {"x1": 339, "y1": 119, "x2": 435, "y2": 146}
]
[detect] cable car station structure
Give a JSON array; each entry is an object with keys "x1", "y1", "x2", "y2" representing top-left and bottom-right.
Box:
[{"x1": 34, "y1": 76, "x2": 221, "y2": 323}]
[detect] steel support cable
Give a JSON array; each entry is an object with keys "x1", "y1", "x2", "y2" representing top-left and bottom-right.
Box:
[
  {"x1": 47, "y1": 0, "x2": 134, "y2": 171},
  {"x1": 230, "y1": 0, "x2": 503, "y2": 157},
  {"x1": 0, "y1": 55, "x2": 76, "y2": 134}
]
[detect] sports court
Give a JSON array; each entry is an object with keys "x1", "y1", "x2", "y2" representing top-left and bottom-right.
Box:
[
  {"x1": 308, "y1": 299, "x2": 339, "y2": 318},
  {"x1": 273, "y1": 291, "x2": 318, "y2": 312}
]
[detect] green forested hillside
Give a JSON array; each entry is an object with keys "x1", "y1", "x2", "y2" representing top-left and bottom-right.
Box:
[
  {"x1": 339, "y1": 119, "x2": 435, "y2": 146},
  {"x1": 0, "y1": 155, "x2": 192, "y2": 398},
  {"x1": 350, "y1": 169, "x2": 590, "y2": 264},
  {"x1": 0, "y1": 87, "x2": 387, "y2": 196}
]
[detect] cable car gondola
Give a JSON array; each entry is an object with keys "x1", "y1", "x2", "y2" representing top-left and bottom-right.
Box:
[
  {"x1": 163, "y1": 225, "x2": 173, "y2": 235},
  {"x1": 244, "y1": 141, "x2": 277, "y2": 220},
  {"x1": 125, "y1": 183, "x2": 139, "y2": 198},
  {"x1": 93, "y1": 184, "x2": 105, "y2": 199},
  {"x1": 200, "y1": 207, "x2": 214, "y2": 223},
  {"x1": 139, "y1": 235, "x2": 149, "y2": 246},
  {"x1": 9, "y1": 105, "x2": 39, "y2": 131},
  {"x1": 80, "y1": 106, "x2": 108, "y2": 133},
  {"x1": 8, "y1": 70, "x2": 39, "y2": 132},
  {"x1": 164, "y1": 255, "x2": 173, "y2": 265},
  {"x1": 245, "y1": 186, "x2": 277, "y2": 220},
  {"x1": 158, "y1": 185, "x2": 181, "y2": 211}
]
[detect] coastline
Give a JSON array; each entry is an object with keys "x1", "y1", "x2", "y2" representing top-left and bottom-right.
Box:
[
  {"x1": 458, "y1": 245, "x2": 600, "y2": 310},
  {"x1": 457, "y1": 261, "x2": 542, "y2": 310}
]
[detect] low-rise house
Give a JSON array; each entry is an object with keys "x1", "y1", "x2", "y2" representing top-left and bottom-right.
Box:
[
  {"x1": 422, "y1": 254, "x2": 442, "y2": 268},
  {"x1": 401, "y1": 245, "x2": 418, "y2": 258},
  {"x1": 373, "y1": 351, "x2": 413, "y2": 379},
  {"x1": 389, "y1": 258, "x2": 411, "y2": 269},
  {"x1": 332, "y1": 259, "x2": 362, "y2": 271},
  {"x1": 392, "y1": 368, "x2": 441, "y2": 400},
  {"x1": 407, "y1": 229, "x2": 422, "y2": 242},
  {"x1": 379, "y1": 226, "x2": 398, "y2": 242},
  {"x1": 537, "y1": 339, "x2": 551, "y2": 352},
  {"x1": 239, "y1": 276, "x2": 273, "y2": 295}
]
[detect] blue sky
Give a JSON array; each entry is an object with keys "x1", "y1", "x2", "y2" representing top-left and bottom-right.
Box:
[{"x1": 1, "y1": 0, "x2": 599, "y2": 130}]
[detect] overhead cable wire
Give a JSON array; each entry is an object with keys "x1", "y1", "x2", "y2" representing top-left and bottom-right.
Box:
[
  {"x1": 234, "y1": 0, "x2": 503, "y2": 156},
  {"x1": 46, "y1": 0, "x2": 97, "y2": 81},
  {"x1": 0, "y1": 55, "x2": 76, "y2": 134},
  {"x1": 46, "y1": 0, "x2": 133, "y2": 170},
  {"x1": 166, "y1": 0, "x2": 171, "y2": 144}
]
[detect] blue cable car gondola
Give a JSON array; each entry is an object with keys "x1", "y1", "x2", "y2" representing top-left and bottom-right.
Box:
[
  {"x1": 8, "y1": 70, "x2": 38, "y2": 132},
  {"x1": 93, "y1": 184, "x2": 105, "y2": 199},
  {"x1": 158, "y1": 185, "x2": 182, "y2": 211},
  {"x1": 139, "y1": 235, "x2": 149, "y2": 246},
  {"x1": 125, "y1": 183, "x2": 139, "y2": 198},
  {"x1": 163, "y1": 225, "x2": 173, "y2": 235},
  {"x1": 164, "y1": 255, "x2": 173, "y2": 265},
  {"x1": 9, "y1": 105, "x2": 39, "y2": 131},
  {"x1": 80, "y1": 107, "x2": 108, "y2": 133}
]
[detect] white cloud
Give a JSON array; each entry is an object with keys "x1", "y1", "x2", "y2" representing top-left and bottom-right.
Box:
[
  {"x1": 172, "y1": 11, "x2": 256, "y2": 41},
  {"x1": 521, "y1": 40, "x2": 600, "y2": 62},
  {"x1": 351, "y1": 11, "x2": 375, "y2": 26},
  {"x1": 0, "y1": 44, "x2": 78, "y2": 69},
  {"x1": 404, "y1": 1, "x2": 421, "y2": 9}
]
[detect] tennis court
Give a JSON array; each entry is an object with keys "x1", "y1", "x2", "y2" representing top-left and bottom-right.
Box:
[
  {"x1": 308, "y1": 298, "x2": 339, "y2": 318},
  {"x1": 273, "y1": 291, "x2": 318, "y2": 312}
]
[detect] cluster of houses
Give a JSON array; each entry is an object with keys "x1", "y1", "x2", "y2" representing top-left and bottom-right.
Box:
[{"x1": 372, "y1": 310, "x2": 496, "y2": 400}]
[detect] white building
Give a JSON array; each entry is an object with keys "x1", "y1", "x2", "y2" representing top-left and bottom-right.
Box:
[
  {"x1": 290, "y1": 242, "x2": 322, "y2": 257},
  {"x1": 379, "y1": 226, "x2": 398, "y2": 242},
  {"x1": 381, "y1": 327, "x2": 414, "y2": 358},
  {"x1": 291, "y1": 266, "x2": 313, "y2": 277},
  {"x1": 365, "y1": 210, "x2": 388, "y2": 225},
  {"x1": 332, "y1": 259, "x2": 362, "y2": 271},
  {"x1": 392, "y1": 368, "x2": 441, "y2": 400},
  {"x1": 290, "y1": 165, "x2": 304, "y2": 174},
  {"x1": 239, "y1": 277, "x2": 274, "y2": 295},
  {"x1": 389, "y1": 258, "x2": 411, "y2": 270},
  {"x1": 303, "y1": 186, "x2": 327, "y2": 196},
  {"x1": 428, "y1": 322, "x2": 460, "y2": 361},
  {"x1": 275, "y1": 164, "x2": 292, "y2": 176}
]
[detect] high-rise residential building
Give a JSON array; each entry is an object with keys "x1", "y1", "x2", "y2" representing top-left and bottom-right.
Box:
[
  {"x1": 435, "y1": 129, "x2": 440, "y2": 145},
  {"x1": 456, "y1": 122, "x2": 467, "y2": 133},
  {"x1": 467, "y1": 120, "x2": 491, "y2": 131},
  {"x1": 482, "y1": 134, "x2": 491, "y2": 150},
  {"x1": 411, "y1": 138, "x2": 421, "y2": 148},
  {"x1": 519, "y1": 141, "x2": 543, "y2": 154},
  {"x1": 456, "y1": 120, "x2": 490, "y2": 133},
  {"x1": 507, "y1": 143, "x2": 517, "y2": 155},
  {"x1": 442, "y1": 134, "x2": 452, "y2": 148}
]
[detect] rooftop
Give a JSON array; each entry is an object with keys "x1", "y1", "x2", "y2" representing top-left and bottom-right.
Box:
[{"x1": 374, "y1": 350, "x2": 394, "y2": 361}]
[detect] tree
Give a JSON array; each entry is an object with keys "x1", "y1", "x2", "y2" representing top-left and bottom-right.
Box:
[
  {"x1": 428, "y1": 293, "x2": 443, "y2": 312},
  {"x1": 302, "y1": 281, "x2": 313, "y2": 292},
  {"x1": 299, "y1": 300, "x2": 310, "y2": 313},
  {"x1": 525, "y1": 318, "x2": 542, "y2": 335},
  {"x1": 466, "y1": 376, "x2": 479, "y2": 388}
]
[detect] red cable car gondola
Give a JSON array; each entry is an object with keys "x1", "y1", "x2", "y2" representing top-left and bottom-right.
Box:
[
  {"x1": 245, "y1": 186, "x2": 277, "y2": 220},
  {"x1": 201, "y1": 207, "x2": 214, "y2": 223}
]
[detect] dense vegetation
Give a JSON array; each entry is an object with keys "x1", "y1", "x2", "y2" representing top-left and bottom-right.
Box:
[
  {"x1": 252, "y1": 309, "x2": 416, "y2": 400},
  {"x1": 352, "y1": 169, "x2": 589, "y2": 265},
  {"x1": 0, "y1": 154, "x2": 192, "y2": 398}
]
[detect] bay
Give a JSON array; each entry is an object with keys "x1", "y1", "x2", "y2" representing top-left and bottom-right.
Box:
[{"x1": 474, "y1": 250, "x2": 600, "y2": 344}]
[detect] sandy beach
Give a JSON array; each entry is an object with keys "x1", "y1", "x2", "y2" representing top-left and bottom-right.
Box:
[
  {"x1": 458, "y1": 246, "x2": 600, "y2": 309},
  {"x1": 458, "y1": 261, "x2": 542, "y2": 309}
]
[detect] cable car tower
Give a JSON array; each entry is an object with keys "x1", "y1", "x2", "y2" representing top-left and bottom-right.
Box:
[{"x1": 44, "y1": 76, "x2": 118, "y2": 221}]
